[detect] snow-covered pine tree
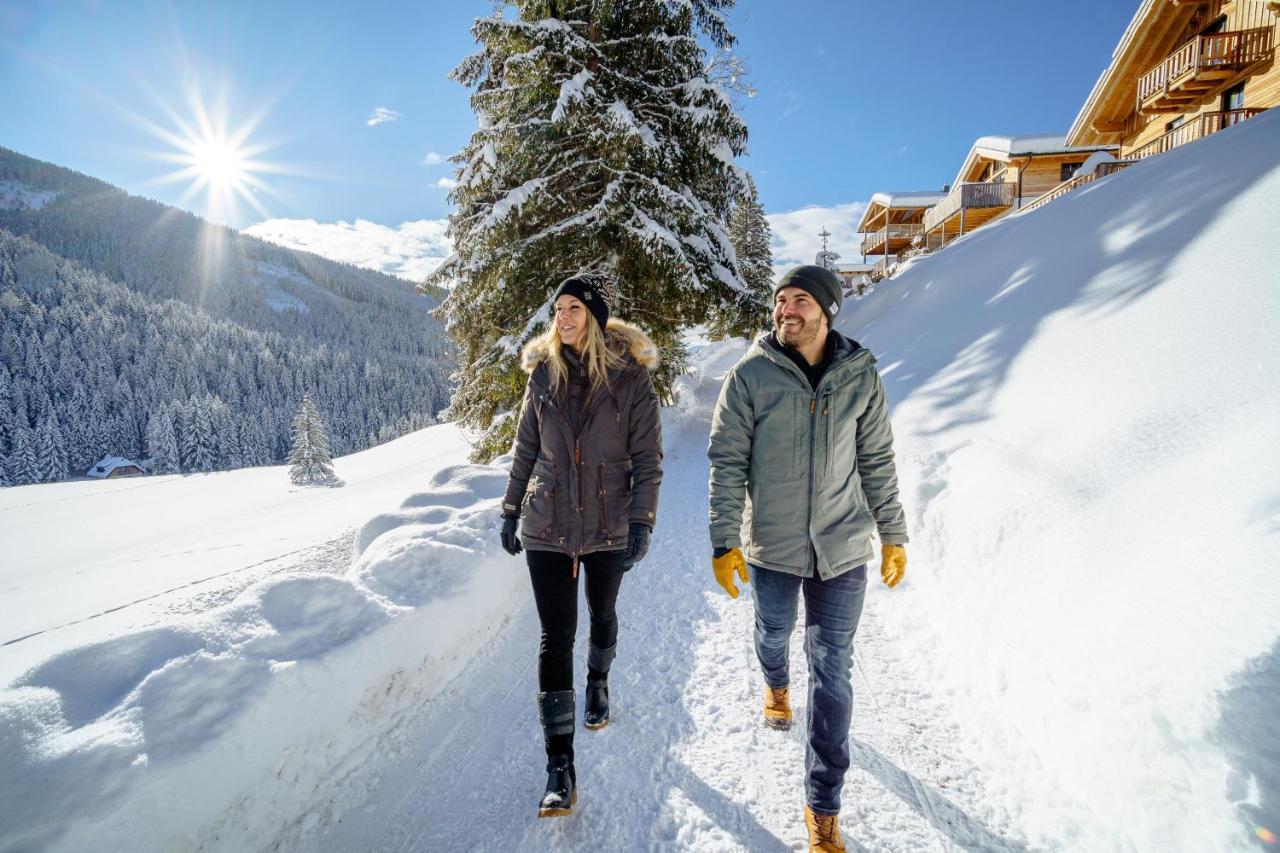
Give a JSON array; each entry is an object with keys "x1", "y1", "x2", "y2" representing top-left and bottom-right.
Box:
[
  {"x1": 8, "y1": 421, "x2": 37, "y2": 486},
  {"x1": 427, "y1": 0, "x2": 748, "y2": 461},
  {"x1": 34, "y1": 410, "x2": 68, "y2": 483},
  {"x1": 190, "y1": 395, "x2": 217, "y2": 473},
  {"x1": 288, "y1": 392, "x2": 338, "y2": 486},
  {"x1": 0, "y1": 367, "x2": 14, "y2": 457},
  {"x1": 146, "y1": 408, "x2": 181, "y2": 474},
  {"x1": 711, "y1": 171, "x2": 772, "y2": 339}
]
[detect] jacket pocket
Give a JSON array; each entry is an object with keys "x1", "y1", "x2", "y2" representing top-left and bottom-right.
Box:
[
  {"x1": 596, "y1": 459, "x2": 632, "y2": 543},
  {"x1": 522, "y1": 461, "x2": 560, "y2": 541}
]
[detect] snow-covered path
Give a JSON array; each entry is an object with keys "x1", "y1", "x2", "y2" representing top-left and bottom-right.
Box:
[
  {"x1": 5, "y1": 110, "x2": 1277, "y2": 853},
  {"x1": 303, "y1": 351, "x2": 1029, "y2": 853}
]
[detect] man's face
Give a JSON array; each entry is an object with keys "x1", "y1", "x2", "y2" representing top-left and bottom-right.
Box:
[{"x1": 773, "y1": 286, "x2": 826, "y2": 348}]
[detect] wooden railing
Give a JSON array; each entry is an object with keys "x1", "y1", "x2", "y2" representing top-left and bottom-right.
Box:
[
  {"x1": 1137, "y1": 28, "x2": 1273, "y2": 109},
  {"x1": 1127, "y1": 108, "x2": 1266, "y2": 160},
  {"x1": 1019, "y1": 161, "x2": 1132, "y2": 214},
  {"x1": 860, "y1": 223, "x2": 923, "y2": 254},
  {"x1": 871, "y1": 256, "x2": 895, "y2": 280},
  {"x1": 1202, "y1": 106, "x2": 1266, "y2": 133},
  {"x1": 923, "y1": 182, "x2": 1016, "y2": 233}
]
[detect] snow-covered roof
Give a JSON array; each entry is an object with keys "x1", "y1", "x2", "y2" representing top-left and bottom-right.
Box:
[
  {"x1": 953, "y1": 134, "x2": 1119, "y2": 187},
  {"x1": 87, "y1": 456, "x2": 143, "y2": 478},
  {"x1": 858, "y1": 191, "x2": 947, "y2": 231},
  {"x1": 868, "y1": 190, "x2": 947, "y2": 209}
]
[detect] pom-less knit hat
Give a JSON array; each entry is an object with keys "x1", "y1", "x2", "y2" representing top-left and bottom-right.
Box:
[
  {"x1": 774, "y1": 264, "x2": 843, "y2": 325},
  {"x1": 551, "y1": 275, "x2": 610, "y2": 331}
]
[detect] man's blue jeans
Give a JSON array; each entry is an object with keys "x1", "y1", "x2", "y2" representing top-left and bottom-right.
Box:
[{"x1": 750, "y1": 562, "x2": 868, "y2": 816}]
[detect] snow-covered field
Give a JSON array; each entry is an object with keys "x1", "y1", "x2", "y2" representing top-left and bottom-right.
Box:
[{"x1": 2, "y1": 109, "x2": 1278, "y2": 852}]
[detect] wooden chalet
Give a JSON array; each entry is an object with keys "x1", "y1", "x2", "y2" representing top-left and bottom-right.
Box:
[
  {"x1": 87, "y1": 456, "x2": 145, "y2": 479},
  {"x1": 922, "y1": 135, "x2": 1117, "y2": 249},
  {"x1": 1068, "y1": 0, "x2": 1278, "y2": 159},
  {"x1": 835, "y1": 262, "x2": 875, "y2": 294},
  {"x1": 856, "y1": 191, "x2": 946, "y2": 281}
]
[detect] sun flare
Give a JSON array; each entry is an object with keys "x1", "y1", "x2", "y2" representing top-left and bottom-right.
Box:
[
  {"x1": 144, "y1": 83, "x2": 289, "y2": 227},
  {"x1": 188, "y1": 135, "x2": 249, "y2": 188}
]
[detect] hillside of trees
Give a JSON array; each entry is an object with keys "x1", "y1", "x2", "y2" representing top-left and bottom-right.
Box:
[{"x1": 0, "y1": 147, "x2": 454, "y2": 485}]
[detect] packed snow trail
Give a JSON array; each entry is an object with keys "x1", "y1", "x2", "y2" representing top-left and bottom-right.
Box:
[
  {"x1": 5, "y1": 110, "x2": 1277, "y2": 853},
  {"x1": 303, "y1": 345, "x2": 1031, "y2": 853}
]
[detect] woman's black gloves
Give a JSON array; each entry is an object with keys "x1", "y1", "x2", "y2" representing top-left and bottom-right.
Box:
[
  {"x1": 622, "y1": 523, "x2": 650, "y2": 569},
  {"x1": 500, "y1": 516, "x2": 522, "y2": 556}
]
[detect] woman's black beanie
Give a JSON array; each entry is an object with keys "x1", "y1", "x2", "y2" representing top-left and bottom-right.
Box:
[{"x1": 551, "y1": 274, "x2": 610, "y2": 330}]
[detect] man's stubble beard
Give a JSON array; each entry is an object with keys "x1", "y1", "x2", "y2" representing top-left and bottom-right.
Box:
[{"x1": 777, "y1": 318, "x2": 819, "y2": 349}]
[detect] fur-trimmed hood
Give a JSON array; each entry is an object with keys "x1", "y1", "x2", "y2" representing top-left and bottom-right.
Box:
[{"x1": 521, "y1": 318, "x2": 659, "y2": 374}]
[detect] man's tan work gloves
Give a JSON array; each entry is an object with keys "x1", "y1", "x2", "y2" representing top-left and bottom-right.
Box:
[
  {"x1": 712, "y1": 547, "x2": 749, "y2": 598},
  {"x1": 881, "y1": 544, "x2": 907, "y2": 588},
  {"x1": 713, "y1": 544, "x2": 906, "y2": 595}
]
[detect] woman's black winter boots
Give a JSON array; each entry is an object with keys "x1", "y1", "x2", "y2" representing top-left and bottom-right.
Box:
[
  {"x1": 584, "y1": 642, "x2": 616, "y2": 730},
  {"x1": 537, "y1": 690, "x2": 577, "y2": 817}
]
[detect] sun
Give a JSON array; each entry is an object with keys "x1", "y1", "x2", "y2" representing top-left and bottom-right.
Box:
[
  {"x1": 144, "y1": 82, "x2": 288, "y2": 227},
  {"x1": 188, "y1": 135, "x2": 249, "y2": 189}
]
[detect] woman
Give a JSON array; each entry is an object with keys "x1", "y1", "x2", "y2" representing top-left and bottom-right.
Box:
[{"x1": 499, "y1": 274, "x2": 663, "y2": 818}]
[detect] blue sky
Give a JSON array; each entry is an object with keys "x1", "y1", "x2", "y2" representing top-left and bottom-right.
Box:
[{"x1": 1, "y1": 0, "x2": 1136, "y2": 275}]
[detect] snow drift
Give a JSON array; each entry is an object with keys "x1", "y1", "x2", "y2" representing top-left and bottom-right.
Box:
[
  {"x1": 1, "y1": 103, "x2": 1277, "y2": 853},
  {"x1": 850, "y1": 107, "x2": 1280, "y2": 850}
]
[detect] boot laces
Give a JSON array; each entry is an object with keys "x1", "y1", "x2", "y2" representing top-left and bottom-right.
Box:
[{"x1": 811, "y1": 811, "x2": 840, "y2": 845}]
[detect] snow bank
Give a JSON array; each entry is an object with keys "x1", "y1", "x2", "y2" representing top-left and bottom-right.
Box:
[
  {"x1": 0, "y1": 461, "x2": 521, "y2": 852},
  {"x1": 847, "y1": 108, "x2": 1280, "y2": 851}
]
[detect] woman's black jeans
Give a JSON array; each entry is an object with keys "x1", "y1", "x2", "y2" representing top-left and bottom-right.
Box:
[{"x1": 526, "y1": 548, "x2": 627, "y2": 691}]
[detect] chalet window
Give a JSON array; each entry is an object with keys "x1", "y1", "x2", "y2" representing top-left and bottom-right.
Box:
[
  {"x1": 1222, "y1": 83, "x2": 1245, "y2": 112},
  {"x1": 1199, "y1": 15, "x2": 1227, "y2": 36},
  {"x1": 1060, "y1": 162, "x2": 1081, "y2": 182},
  {"x1": 1166, "y1": 115, "x2": 1188, "y2": 133}
]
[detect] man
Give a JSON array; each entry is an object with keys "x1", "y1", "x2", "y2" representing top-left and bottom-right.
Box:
[{"x1": 706, "y1": 264, "x2": 909, "y2": 852}]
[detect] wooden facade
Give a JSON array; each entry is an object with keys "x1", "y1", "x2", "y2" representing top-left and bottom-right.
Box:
[
  {"x1": 855, "y1": 192, "x2": 945, "y2": 280},
  {"x1": 1068, "y1": 0, "x2": 1279, "y2": 157},
  {"x1": 922, "y1": 137, "x2": 1116, "y2": 249}
]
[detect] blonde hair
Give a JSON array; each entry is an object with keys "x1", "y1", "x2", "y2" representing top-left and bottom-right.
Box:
[{"x1": 542, "y1": 312, "x2": 626, "y2": 393}]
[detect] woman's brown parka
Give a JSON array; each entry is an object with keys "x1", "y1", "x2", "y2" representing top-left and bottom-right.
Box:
[{"x1": 502, "y1": 319, "x2": 663, "y2": 560}]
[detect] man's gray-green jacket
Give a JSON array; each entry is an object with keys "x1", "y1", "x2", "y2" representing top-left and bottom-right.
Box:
[{"x1": 707, "y1": 331, "x2": 908, "y2": 580}]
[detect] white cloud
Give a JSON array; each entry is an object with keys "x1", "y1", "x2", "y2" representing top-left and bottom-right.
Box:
[
  {"x1": 422, "y1": 151, "x2": 444, "y2": 165},
  {"x1": 766, "y1": 202, "x2": 868, "y2": 279},
  {"x1": 366, "y1": 107, "x2": 402, "y2": 127},
  {"x1": 243, "y1": 218, "x2": 453, "y2": 282},
  {"x1": 434, "y1": 177, "x2": 458, "y2": 190}
]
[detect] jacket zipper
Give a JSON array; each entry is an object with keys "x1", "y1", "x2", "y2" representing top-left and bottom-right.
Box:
[
  {"x1": 806, "y1": 394, "x2": 818, "y2": 577},
  {"x1": 573, "y1": 440, "x2": 581, "y2": 577}
]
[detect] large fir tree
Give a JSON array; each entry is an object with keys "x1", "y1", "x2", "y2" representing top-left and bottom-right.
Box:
[
  {"x1": 288, "y1": 392, "x2": 338, "y2": 486},
  {"x1": 712, "y1": 171, "x2": 772, "y2": 339},
  {"x1": 428, "y1": 0, "x2": 748, "y2": 460}
]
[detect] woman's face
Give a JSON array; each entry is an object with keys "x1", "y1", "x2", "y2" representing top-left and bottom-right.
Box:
[{"x1": 555, "y1": 295, "x2": 589, "y2": 349}]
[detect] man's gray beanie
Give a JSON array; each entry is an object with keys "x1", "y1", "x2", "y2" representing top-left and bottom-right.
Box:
[{"x1": 774, "y1": 264, "x2": 843, "y2": 325}]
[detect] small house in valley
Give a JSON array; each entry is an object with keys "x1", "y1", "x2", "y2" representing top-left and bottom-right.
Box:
[
  {"x1": 856, "y1": 191, "x2": 946, "y2": 281},
  {"x1": 1067, "y1": 0, "x2": 1277, "y2": 159},
  {"x1": 87, "y1": 456, "x2": 145, "y2": 479}
]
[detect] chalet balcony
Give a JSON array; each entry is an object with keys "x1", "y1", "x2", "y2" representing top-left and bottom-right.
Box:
[
  {"x1": 922, "y1": 181, "x2": 1016, "y2": 242},
  {"x1": 1020, "y1": 161, "x2": 1131, "y2": 215},
  {"x1": 1126, "y1": 108, "x2": 1266, "y2": 160},
  {"x1": 860, "y1": 223, "x2": 923, "y2": 256},
  {"x1": 870, "y1": 256, "x2": 895, "y2": 282},
  {"x1": 1137, "y1": 28, "x2": 1273, "y2": 114}
]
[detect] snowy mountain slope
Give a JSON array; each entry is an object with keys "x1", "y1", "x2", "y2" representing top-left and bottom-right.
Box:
[
  {"x1": 1, "y1": 108, "x2": 1278, "y2": 853},
  {"x1": 849, "y1": 107, "x2": 1280, "y2": 851}
]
